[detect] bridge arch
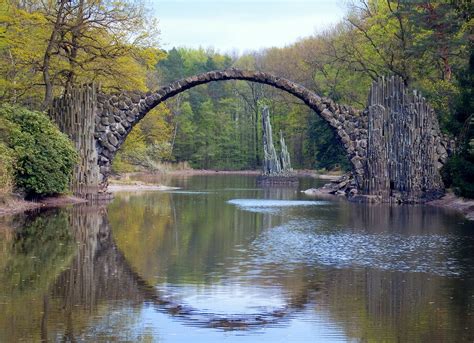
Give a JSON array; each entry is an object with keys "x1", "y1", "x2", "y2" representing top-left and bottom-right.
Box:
[{"x1": 95, "y1": 69, "x2": 367, "y2": 187}]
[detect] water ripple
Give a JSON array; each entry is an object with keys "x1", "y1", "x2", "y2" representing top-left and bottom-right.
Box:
[{"x1": 250, "y1": 222, "x2": 463, "y2": 276}]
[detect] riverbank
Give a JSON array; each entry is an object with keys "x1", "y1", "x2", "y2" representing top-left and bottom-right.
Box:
[
  {"x1": 108, "y1": 182, "x2": 179, "y2": 192},
  {"x1": 304, "y1": 183, "x2": 474, "y2": 221},
  {"x1": 0, "y1": 195, "x2": 87, "y2": 217},
  {"x1": 171, "y1": 169, "x2": 343, "y2": 179},
  {"x1": 111, "y1": 169, "x2": 343, "y2": 179},
  {"x1": 427, "y1": 192, "x2": 474, "y2": 221}
]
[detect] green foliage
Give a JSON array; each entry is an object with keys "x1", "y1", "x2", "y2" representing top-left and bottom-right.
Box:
[
  {"x1": 0, "y1": 105, "x2": 77, "y2": 197},
  {"x1": 113, "y1": 125, "x2": 149, "y2": 171},
  {"x1": 441, "y1": 50, "x2": 474, "y2": 198},
  {"x1": 442, "y1": 155, "x2": 474, "y2": 198},
  {"x1": 3, "y1": 0, "x2": 471, "y2": 179},
  {"x1": 113, "y1": 103, "x2": 174, "y2": 172},
  {"x1": 0, "y1": 143, "x2": 15, "y2": 195},
  {"x1": 153, "y1": 47, "x2": 350, "y2": 171},
  {"x1": 109, "y1": 2, "x2": 472, "y2": 176},
  {"x1": 1, "y1": 0, "x2": 163, "y2": 108},
  {"x1": 306, "y1": 114, "x2": 351, "y2": 171},
  {"x1": 112, "y1": 153, "x2": 136, "y2": 174},
  {"x1": 416, "y1": 79, "x2": 461, "y2": 133}
]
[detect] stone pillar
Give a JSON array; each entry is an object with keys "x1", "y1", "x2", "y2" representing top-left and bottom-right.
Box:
[
  {"x1": 262, "y1": 106, "x2": 282, "y2": 175},
  {"x1": 279, "y1": 130, "x2": 292, "y2": 174},
  {"x1": 362, "y1": 76, "x2": 445, "y2": 203},
  {"x1": 50, "y1": 84, "x2": 103, "y2": 199}
]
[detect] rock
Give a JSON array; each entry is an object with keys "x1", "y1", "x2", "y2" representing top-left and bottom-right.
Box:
[
  {"x1": 279, "y1": 130, "x2": 292, "y2": 173},
  {"x1": 107, "y1": 132, "x2": 119, "y2": 146},
  {"x1": 131, "y1": 94, "x2": 141, "y2": 103},
  {"x1": 51, "y1": 70, "x2": 445, "y2": 203},
  {"x1": 351, "y1": 156, "x2": 363, "y2": 170},
  {"x1": 145, "y1": 96, "x2": 155, "y2": 106},
  {"x1": 116, "y1": 123, "x2": 126, "y2": 135},
  {"x1": 261, "y1": 107, "x2": 282, "y2": 176}
]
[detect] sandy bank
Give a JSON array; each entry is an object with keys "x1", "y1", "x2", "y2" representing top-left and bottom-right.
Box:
[
  {"x1": 166, "y1": 169, "x2": 342, "y2": 179},
  {"x1": 108, "y1": 183, "x2": 180, "y2": 192}
]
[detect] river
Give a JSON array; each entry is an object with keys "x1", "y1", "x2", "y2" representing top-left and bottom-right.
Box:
[{"x1": 0, "y1": 174, "x2": 473, "y2": 342}]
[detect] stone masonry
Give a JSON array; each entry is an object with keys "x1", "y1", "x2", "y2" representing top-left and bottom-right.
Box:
[
  {"x1": 94, "y1": 69, "x2": 367, "y2": 189},
  {"x1": 51, "y1": 69, "x2": 451, "y2": 203}
]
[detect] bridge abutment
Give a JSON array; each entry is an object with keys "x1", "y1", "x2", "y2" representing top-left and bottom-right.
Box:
[
  {"x1": 358, "y1": 76, "x2": 452, "y2": 203},
  {"x1": 50, "y1": 85, "x2": 111, "y2": 199}
]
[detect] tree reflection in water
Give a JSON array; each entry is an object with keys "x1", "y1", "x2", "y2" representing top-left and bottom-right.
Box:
[{"x1": 0, "y1": 177, "x2": 473, "y2": 341}]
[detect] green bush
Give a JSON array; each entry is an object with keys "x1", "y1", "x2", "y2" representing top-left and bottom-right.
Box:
[
  {"x1": 441, "y1": 154, "x2": 474, "y2": 199},
  {"x1": 0, "y1": 143, "x2": 15, "y2": 196},
  {"x1": 0, "y1": 105, "x2": 77, "y2": 197}
]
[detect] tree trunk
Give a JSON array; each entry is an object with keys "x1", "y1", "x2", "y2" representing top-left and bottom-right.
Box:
[{"x1": 42, "y1": 0, "x2": 67, "y2": 110}]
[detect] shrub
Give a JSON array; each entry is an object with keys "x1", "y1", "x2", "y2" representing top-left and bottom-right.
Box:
[
  {"x1": 0, "y1": 143, "x2": 15, "y2": 196},
  {"x1": 442, "y1": 154, "x2": 474, "y2": 199},
  {"x1": 0, "y1": 105, "x2": 77, "y2": 197}
]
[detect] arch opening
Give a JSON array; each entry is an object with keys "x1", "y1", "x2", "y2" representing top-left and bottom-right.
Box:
[{"x1": 95, "y1": 69, "x2": 366, "y2": 189}]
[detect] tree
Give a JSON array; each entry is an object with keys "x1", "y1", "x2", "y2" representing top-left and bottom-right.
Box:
[
  {"x1": 0, "y1": 1, "x2": 48, "y2": 105},
  {"x1": 157, "y1": 48, "x2": 185, "y2": 84},
  {"x1": 1, "y1": 0, "x2": 162, "y2": 109}
]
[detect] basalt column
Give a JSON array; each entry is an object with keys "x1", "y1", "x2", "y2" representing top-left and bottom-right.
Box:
[
  {"x1": 50, "y1": 84, "x2": 104, "y2": 198},
  {"x1": 262, "y1": 106, "x2": 282, "y2": 176},
  {"x1": 279, "y1": 130, "x2": 292, "y2": 174},
  {"x1": 362, "y1": 76, "x2": 446, "y2": 203},
  {"x1": 259, "y1": 106, "x2": 297, "y2": 185}
]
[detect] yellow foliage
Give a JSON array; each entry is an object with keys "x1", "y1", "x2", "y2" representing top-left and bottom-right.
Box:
[
  {"x1": 0, "y1": 143, "x2": 14, "y2": 195},
  {"x1": 0, "y1": 0, "x2": 163, "y2": 106},
  {"x1": 0, "y1": 1, "x2": 48, "y2": 103}
]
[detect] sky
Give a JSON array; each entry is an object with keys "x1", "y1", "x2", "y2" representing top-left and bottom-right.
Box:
[{"x1": 151, "y1": 0, "x2": 348, "y2": 53}]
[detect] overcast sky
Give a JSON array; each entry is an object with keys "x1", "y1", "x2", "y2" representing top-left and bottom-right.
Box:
[{"x1": 151, "y1": 0, "x2": 348, "y2": 53}]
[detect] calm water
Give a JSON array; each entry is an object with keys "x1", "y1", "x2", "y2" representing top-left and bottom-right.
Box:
[{"x1": 1, "y1": 175, "x2": 474, "y2": 342}]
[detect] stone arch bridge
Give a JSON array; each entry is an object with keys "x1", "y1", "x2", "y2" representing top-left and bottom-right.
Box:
[{"x1": 50, "y1": 69, "x2": 452, "y2": 203}]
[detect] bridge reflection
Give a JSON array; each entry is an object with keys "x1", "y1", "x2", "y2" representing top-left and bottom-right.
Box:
[
  {"x1": 0, "y1": 199, "x2": 473, "y2": 341},
  {"x1": 49, "y1": 205, "x2": 309, "y2": 334}
]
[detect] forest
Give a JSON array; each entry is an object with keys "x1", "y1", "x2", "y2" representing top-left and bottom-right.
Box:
[{"x1": 0, "y1": 0, "x2": 473, "y2": 197}]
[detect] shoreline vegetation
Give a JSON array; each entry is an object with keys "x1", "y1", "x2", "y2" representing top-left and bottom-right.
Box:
[
  {"x1": 1, "y1": 170, "x2": 473, "y2": 221},
  {"x1": 1, "y1": 2, "x2": 472, "y2": 221}
]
